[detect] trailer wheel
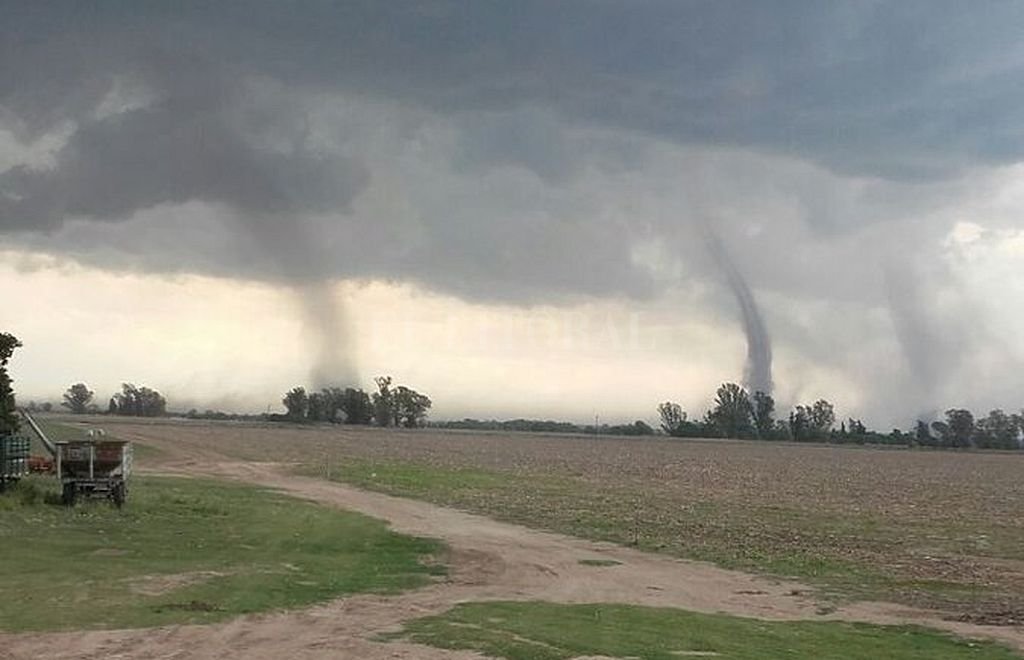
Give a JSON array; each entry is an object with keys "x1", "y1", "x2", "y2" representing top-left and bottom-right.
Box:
[
  {"x1": 112, "y1": 483, "x2": 126, "y2": 509},
  {"x1": 61, "y1": 482, "x2": 77, "y2": 507}
]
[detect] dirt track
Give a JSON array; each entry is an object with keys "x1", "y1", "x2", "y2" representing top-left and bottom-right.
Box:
[{"x1": 4, "y1": 424, "x2": 1024, "y2": 658}]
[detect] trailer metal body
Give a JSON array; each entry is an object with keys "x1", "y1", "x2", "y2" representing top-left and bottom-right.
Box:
[
  {"x1": 0, "y1": 435, "x2": 30, "y2": 489},
  {"x1": 56, "y1": 440, "x2": 132, "y2": 507}
]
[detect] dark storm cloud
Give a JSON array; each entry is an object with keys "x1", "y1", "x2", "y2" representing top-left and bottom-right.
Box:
[
  {"x1": 1, "y1": 97, "x2": 366, "y2": 232},
  {"x1": 6, "y1": 2, "x2": 1024, "y2": 180},
  {"x1": 2, "y1": 1, "x2": 1024, "y2": 416}
]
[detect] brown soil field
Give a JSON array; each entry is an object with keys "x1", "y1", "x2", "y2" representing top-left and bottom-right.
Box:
[
  {"x1": 8, "y1": 419, "x2": 1024, "y2": 654},
  {"x1": 69, "y1": 417, "x2": 1024, "y2": 627}
]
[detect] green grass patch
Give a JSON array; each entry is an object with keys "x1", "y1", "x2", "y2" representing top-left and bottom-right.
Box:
[
  {"x1": 0, "y1": 475, "x2": 444, "y2": 631},
  {"x1": 394, "y1": 601, "x2": 1021, "y2": 660}
]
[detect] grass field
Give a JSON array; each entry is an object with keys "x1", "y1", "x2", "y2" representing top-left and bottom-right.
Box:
[
  {"x1": 0, "y1": 475, "x2": 444, "y2": 631},
  {"x1": 20, "y1": 416, "x2": 163, "y2": 461},
  {"x1": 393, "y1": 601, "x2": 1021, "y2": 660},
  {"x1": 67, "y1": 419, "x2": 1024, "y2": 624}
]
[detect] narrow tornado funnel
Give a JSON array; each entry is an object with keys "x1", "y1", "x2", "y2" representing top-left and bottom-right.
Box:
[
  {"x1": 703, "y1": 226, "x2": 773, "y2": 395},
  {"x1": 298, "y1": 280, "x2": 359, "y2": 389}
]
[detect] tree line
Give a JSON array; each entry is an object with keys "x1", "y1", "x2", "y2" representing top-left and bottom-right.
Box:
[
  {"x1": 914, "y1": 409, "x2": 1022, "y2": 450},
  {"x1": 6, "y1": 327, "x2": 1021, "y2": 449},
  {"x1": 53, "y1": 375, "x2": 433, "y2": 426},
  {"x1": 55, "y1": 382, "x2": 168, "y2": 417},
  {"x1": 279, "y1": 376, "x2": 432, "y2": 428},
  {"x1": 659, "y1": 382, "x2": 1024, "y2": 449},
  {"x1": 0, "y1": 333, "x2": 22, "y2": 435}
]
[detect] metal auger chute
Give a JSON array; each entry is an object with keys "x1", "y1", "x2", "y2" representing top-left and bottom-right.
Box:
[{"x1": 18, "y1": 408, "x2": 57, "y2": 458}]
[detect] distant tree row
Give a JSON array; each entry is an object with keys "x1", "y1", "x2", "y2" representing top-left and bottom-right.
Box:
[
  {"x1": 915, "y1": 408, "x2": 1023, "y2": 450},
  {"x1": 432, "y1": 418, "x2": 583, "y2": 433},
  {"x1": 183, "y1": 409, "x2": 263, "y2": 421},
  {"x1": 281, "y1": 385, "x2": 374, "y2": 424},
  {"x1": 659, "y1": 383, "x2": 884, "y2": 443},
  {"x1": 659, "y1": 383, "x2": 1024, "y2": 449},
  {"x1": 430, "y1": 418, "x2": 655, "y2": 436},
  {"x1": 30, "y1": 360, "x2": 1024, "y2": 451},
  {"x1": 280, "y1": 376, "x2": 432, "y2": 428}
]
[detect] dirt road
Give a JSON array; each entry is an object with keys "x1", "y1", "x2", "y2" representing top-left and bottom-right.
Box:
[{"x1": 4, "y1": 425, "x2": 1024, "y2": 658}]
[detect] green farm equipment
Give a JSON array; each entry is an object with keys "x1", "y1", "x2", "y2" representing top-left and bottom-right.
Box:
[
  {"x1": 56, "y1": 439, "x2": 133, "y2": 507},
  {"x1": 0, "y1": 435, "x2": 30, "y2": 490}
]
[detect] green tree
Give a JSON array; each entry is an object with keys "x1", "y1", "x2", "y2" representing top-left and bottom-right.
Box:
[
  {"x1": 282, "y1": 387, "x2": 309, "y2": 420},
  {"x1": 61, "y1": 383, "x2": 95, "y2": 414},
  {"x1": 308, "y1": 391, "x2": 327, "y2": 421},
  {"x1": 789, "y1": 406, "x2": 810, "y2": 441},
  {"x1": 914, "y1": 420, "x2": 934, "y2": 446},
  {"x1": 137, "y1": 385, "x2": 166, "y2": 416},
  {"x1": 789, "y1": 400, "x2": 835, "y2": 441},
  {"x1": 319, "y1": 387, "x2": 343, "y2": 422},
  {"x1": 372, "y1": 376, "x2": 395, "y2": 427},
  {"x1": 943, "y1": 408, "x2": 975, "y2": 448},
  {"x1": 394, "y1": 385, "x2": 432, "y2": 428},
  {"x1": 626, "y1": 420, "x2": 655, "y2": 435},
  {"x1": 708, "y1": 383, "x2": 754, "y2": 439},
  {"x1": 809, "y1": 399, "x2": 835, "y2": 436},
  {"x1": 752, "y1": 391, "x2": 775, "y2": 439},
  {"x1": 0, "y1": 332, "x2": 22, "y2": 434},
  {"x1": 339, "y1": 387, "x2": 374, "y2": 425},
  {"x1": 930, "y1": 420, "x2": 951, "y2": 448},
  {"x1": 111, "y1": 383, "x2": 167, "y2": 417},
  {"x1": 975, "y1": 409, "x2": 1017, "y2": 450}
]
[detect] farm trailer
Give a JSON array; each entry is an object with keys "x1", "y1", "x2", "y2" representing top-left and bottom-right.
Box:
[
  {"x1": 0, "y1": 435, "x2": 30, "y2": 491},
  {"x1": 56, "y1": 439, "x2": 133, "y2": 507},
  {"x1": 19, "y1": 409, "x2": 134, "y2": 506}
]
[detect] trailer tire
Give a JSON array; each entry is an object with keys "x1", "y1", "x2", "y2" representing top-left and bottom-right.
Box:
[
  {"x1": 62, "y1": 482, "x2": 76, "y2": 507},
  {"x1": 112, "y1": 483, "x2": 125, "y2": 509}
]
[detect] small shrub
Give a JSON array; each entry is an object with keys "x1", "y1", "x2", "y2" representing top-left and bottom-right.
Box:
[{"x1": 18, "y1": 480, "x2": 41, "y2": 506}]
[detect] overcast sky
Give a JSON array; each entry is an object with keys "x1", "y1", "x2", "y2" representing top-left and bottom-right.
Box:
[{"x1": 2, "y1": 2, "x2": 1024, "y2": 426}]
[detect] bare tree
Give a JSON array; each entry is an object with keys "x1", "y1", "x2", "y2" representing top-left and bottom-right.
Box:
[{"x1": 657, "y1": 402, "x2": 686, "y2": 436}]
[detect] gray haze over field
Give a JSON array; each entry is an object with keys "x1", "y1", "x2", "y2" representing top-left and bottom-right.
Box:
[{"x1": 2, "y1": 2, "x2": 1024, "y2": 423}]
